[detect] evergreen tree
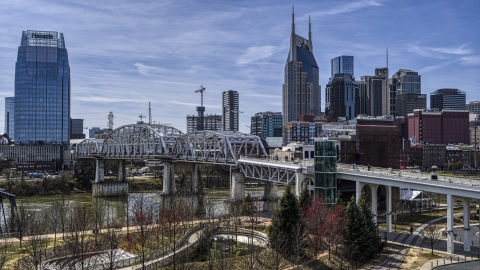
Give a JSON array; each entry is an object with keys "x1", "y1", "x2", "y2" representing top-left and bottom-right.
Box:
[
  {"x1": 298, "y1": 185, "x2": 311, "y2": 216},
  {"x1": 344, "y1": 193, "x2": 380, "y2": 261},
  {"x1": 268, "y1": 184, "x2": 302, "y2": 254}
]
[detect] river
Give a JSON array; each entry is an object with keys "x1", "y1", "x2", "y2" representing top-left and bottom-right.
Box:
[{"x1": 0, "y1": 186, "x2": 282, "y2": 232}]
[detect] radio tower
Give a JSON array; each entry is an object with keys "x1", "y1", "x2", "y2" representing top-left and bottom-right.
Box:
[{"x1": 195, "y1": 85, "x2": 206, "y2": 131}]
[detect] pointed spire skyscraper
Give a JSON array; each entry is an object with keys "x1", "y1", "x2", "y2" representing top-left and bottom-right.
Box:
[{"x1": 282, "y1": 9, "x2": 320, "y2": 142}]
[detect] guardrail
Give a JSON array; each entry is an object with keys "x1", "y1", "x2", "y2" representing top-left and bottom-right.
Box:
[{"x1": 337, "y1": 164, "x2": 480, "y2": 192}]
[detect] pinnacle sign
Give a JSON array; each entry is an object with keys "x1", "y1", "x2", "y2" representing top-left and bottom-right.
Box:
[{"x1": 31, "y1": 33, "x2": 54, "y2": 39}]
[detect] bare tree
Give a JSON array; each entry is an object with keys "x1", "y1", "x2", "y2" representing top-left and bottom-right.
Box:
[
  {"x1": 47, "y1": 199, "x2": 64, "y2": 254},
  {"x1": 18, "y1": 212, "x2": 49, "y2": 270},
  {"x1": 15, "y1": 205, "x2": 35, "y2": 248},
  {"x1": 97, "y1": 228, "x2": 121, "y2": 270},
  {"x1": 259, "y1": 231, "x2": 288, "y2": 270},
  {"x1": 423, "y1": 222, "x2": 443, "y2": 254},
  {"x1": 126, "y1": 194, "x2": 156, "y2": 269},
  {"x1": 62, "y1": 205, "x2": 94, "y2": 270},
  {"x1": 0, "y1": 238, "x2": 10, "y2": 270},
  {"x1": 91, "y1": 196, "x2": 107, "y2": 245},
  {"x1": 291, "y1": 222, "x2": 306, "y2": 267}
]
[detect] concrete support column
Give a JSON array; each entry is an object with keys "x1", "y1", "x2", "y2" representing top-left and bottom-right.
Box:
[
  {"x1": 386, "y1": 185, "x2": 392, "y2": 233},
  {"x1": 117, "y1": 160, "x2": 125, "y2": 182},
  {"x1": 356, "y1": 181, "x2": 365, "y2": 203},
  {"x1": 231, "y1": 171, "x2": 245, "y2": 202},
  {"x1": 463, "y1": 198, "x2": 471, "y2": 251},
  {"x1": 295, "y1": 172, "x2": 306, "y2": 196},
  {"x1": 370, "y1": 184, "x2": 379, "y2": 224},
  {"x1": 447, "y1": 194, "x2": 455, "y2": 254},
  {"x1": 162, "y1": 162, "x2": 175, "y2": 195},
  {"x1": 263, "y1": 182, "x2": 277, "y2": 211},
  {"x1": 192, "y1": 163, "x2": 202, "y2": 194},
  {"x1": 95, "y1": 158, "x2": 104, "y2": 183}
]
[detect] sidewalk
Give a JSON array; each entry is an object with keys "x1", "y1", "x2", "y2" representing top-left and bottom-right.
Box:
[{"x1": 381, "y1": 225, "x2": 480, "y2": 269}]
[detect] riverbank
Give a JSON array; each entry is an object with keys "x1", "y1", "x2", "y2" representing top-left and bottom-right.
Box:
[{"x1": 0, "y1": 176, "x2": 165, "y2": 197}]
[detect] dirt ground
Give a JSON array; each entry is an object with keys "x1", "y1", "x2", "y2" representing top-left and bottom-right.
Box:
[{"x1": 398, "y1": 248, "x2": 442, "y2": 270}]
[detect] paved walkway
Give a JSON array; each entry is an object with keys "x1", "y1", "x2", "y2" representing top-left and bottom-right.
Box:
[{"x1": 377, "y1": 222, "x2": 480, "y2": 269}]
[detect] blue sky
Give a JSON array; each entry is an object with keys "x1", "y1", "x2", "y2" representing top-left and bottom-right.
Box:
[{"x1": 1, "y1": 0, "x2": 479, "y2": 135}]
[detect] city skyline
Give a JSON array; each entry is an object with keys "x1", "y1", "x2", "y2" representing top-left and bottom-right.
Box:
[{"x1": 0, "y1": 0, "x2": 479, "y2": 134}]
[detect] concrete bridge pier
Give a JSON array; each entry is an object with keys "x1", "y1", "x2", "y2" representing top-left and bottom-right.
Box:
[
  {"x1": 162, "y1": 161, "x2": 176, "y2": 195},
  {"x1": 355, "y1": 181, "x2": 365, "y2": 203},
  {"x1": 263, "y1": 182, "x2": 277, "y2": 211},
  {"x1": 386, "y1": 185, "x2": 392, "y2": 233},
  {"x1": 92, "y1": 158, "x2": 128, "y2": 197},
  {"x1": 295, "y1": 172, "x2": 306, "y2": 196},
  {"x1": 369, "y1": 184, "x2": 379, "y2": 224},
  {"x1": 192, "y1": 163, "x2": 202, "y2": 194},
  {"x1": 461, "y1": 197, "x2": 471, "y2": 252},
  {"x1": 446, "y1": 194, "x2": 455, "y2": 254},
  {"x1": 94, "y1": 158, "x2": 105, "y2": 183},
  {"x1": 231, "y1": 171, "x2": 245, "y2": 202},
  {"x1": 117, "y1": 159, "x2": 125, "y2": 182}
]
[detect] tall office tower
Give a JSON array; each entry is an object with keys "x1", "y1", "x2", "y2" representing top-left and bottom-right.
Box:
[
  {"x1": 358, "y1": 76, "x2": 371, "y2": 115},
  {"x1": 331, "y1": 55, "x2": 354, "y2": 77},
  {"x1": 325, "y1": 73, "x2": 359, "y2": 120},
  {"x1": 282, "y1": 12, "x2": 321, "y2": 125},
  {"x1": 4, "y1": 97, "x2": 14, "y2": 139},
  {"x1": 14, "y1": 30, "x2": 70, "y2": 144},
  {"x1": 89, "y1": 127, "x2": 100, "y2": 139},
  {"x1": 250, "y1": 112, "x2": 283, "y2": 139},
  {"x1": 392, "y1": 69, "x2": 421, "y2": 95},
  {"x1": 369, "y1": 68, "x2": 389, "y2": 116},
  {"x1": 466, "y1": 101, "x2": 480, "y2": 114},
  {"x1": 396, "y1": 94, "x2": 427, "y2": 117},
  {"x1": 430, "y1": 88, "x2": 466, "y2": 110},
  {"x1": 222, "y1": 90, "x2": 239, "y2": 131}
]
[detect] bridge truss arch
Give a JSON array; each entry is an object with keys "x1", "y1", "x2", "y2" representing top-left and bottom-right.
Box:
[
  {"x1": 101, "y1": 124, "x2": 183, "y2": 159},
  {"x1": 76, "y1": 139, "x2": 103, "y2": 158},
  {"x1": 173, "y1": 131, "x2": 267, "y2": 163}
]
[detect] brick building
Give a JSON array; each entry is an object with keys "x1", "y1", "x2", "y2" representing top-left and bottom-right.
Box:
[
  {"x1": 408, "y1": 109, "x2": 469, "y2": 145},
  {"x1": 355, "y1": 125, "x2": 400, "y2": 168}
]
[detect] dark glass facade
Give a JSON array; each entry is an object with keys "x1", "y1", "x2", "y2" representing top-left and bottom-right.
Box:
[
  {"x1": 331, "y1": 55, "x2": 354, "y2": 77},
  {"x1": 314, "y1": 140, "x2": 337, "y2": 204},
  {"x1": 14, "y1": 30, "x2": 70, "y2": 145},
  {"x1": 4, "y1": 97, "x2": 14, "y2": 139}
]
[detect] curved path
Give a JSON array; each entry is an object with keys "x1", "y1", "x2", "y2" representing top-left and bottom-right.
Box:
[{"x1": 119, "y1": 226, "x2": 268, "y2": 270}]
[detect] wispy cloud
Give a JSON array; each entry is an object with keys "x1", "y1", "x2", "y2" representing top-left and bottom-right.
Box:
[
  {"x1": 76, "y1": 96, "x2": 148, "y2": 103},
  {"x1": 236, "y1": 46, "x2": 278, "y2": 65},
  {"x1": 408, "y1": 44, "x2": 472, "y2": 59},
  {"x1": 418, "y1": 60, "x2": 456, "y2": 73},
  {"x1": 134, "y1": 63, "x2": 166, "y2": 76},
  {"x1": 308, "y1": 0, "x2": 383, "y2": 18},
  {"x1": 171, "y1": 100, "x2": 221, "y2": 108},
  {"x1": 460, "y1": 54, "x2": 480, "y2": 65}
]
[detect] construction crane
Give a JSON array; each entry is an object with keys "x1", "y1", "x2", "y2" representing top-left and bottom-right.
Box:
[
  {"x1": 195, "y1": 85, "x2": 206, "y2": 107},
  {"x1": 195, "y1": 85, "x2": 206, "y2": 131},
  {"x1": 138, "y1": 114, "x2": 146, "y2": 124}
]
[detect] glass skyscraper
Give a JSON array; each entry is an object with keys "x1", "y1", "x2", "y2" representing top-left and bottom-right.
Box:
[
  {"x1": 331, "y1": 55, "x2": 354, "y2": 77},
  {"x1": 283, "y1": 12, "x2": 321, "y2": 125},
  {"x1": 4, "y1": 97, "x2": 15, "y2": 139},
  {"x1": 430, "y1": 88, "x2": 466, "y2": 111},
  {"x1": 14, "y1": 30, "x2": 70, "y2": 145}
]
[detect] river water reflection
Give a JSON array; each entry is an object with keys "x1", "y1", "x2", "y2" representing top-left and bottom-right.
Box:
[{"x1": 3, "y1": 186, "x2": 281, "y2": 229}]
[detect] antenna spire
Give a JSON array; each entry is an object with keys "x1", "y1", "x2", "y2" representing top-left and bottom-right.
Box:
[
  {"x1": 386, "y1": 48, "x2": 388, "y2": 69},
  {"x1": 290, "y1": 6, "x2": 296, "y2": 61},
  {"x1": 308, "y1": 15, "x2": 312, "y2": 41}
]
